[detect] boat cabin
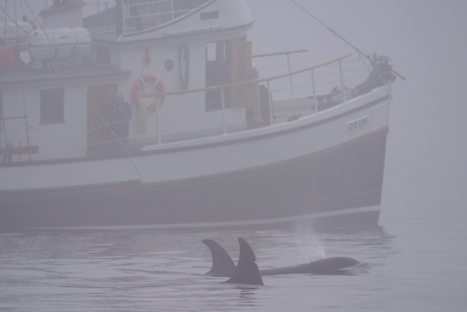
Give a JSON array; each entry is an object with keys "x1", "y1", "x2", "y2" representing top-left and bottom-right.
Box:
[
  {"x1": 0, "y1": 0, "x2": 394, "y2": 164},
  {"x1": 0, "y1": 0, "x2": 258, "y2": 161}
]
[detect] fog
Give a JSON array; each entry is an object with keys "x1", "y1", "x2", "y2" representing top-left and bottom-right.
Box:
[
  {"x1": 249, "y1": 0, "x2": 467, "y2": 225},
  {"x1": 1, "y1": 1, "x2": 467, "y2": 311}
]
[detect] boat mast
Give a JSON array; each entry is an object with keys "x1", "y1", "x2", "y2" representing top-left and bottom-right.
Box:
[{"x1": 116, "y1": 0, "x2": 123, "y2": 35}]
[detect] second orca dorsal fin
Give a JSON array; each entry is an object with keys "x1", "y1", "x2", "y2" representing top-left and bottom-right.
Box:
[
  {"x1": 226, "y1": 237, "x2": 264, "y2": 286},
  {"x1": 203, "y1": 239, "x2": 236, "y2": 277}
]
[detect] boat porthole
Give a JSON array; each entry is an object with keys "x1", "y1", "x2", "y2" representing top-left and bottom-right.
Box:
[{"x1": 164, "y1": 59, "x2": 174, "y2": 72}]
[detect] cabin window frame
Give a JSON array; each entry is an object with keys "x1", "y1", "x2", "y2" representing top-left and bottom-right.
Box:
[
  {"x1": 0, "y1": 93, "x2": 3, "y2": 146},
  {"x1": 205, "y1": 40, "x2": 232, "y2": 112},
  {"x1": 40, "y1": 88, "x2": 65, "y2": 125},
  {"x1": 123, "y1": 0, "x2": 211, "y2": 32}
]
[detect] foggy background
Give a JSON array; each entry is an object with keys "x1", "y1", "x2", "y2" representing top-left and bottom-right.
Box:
[{"x1": 248, "y1": 0, "x2": 467, "y2": 229}]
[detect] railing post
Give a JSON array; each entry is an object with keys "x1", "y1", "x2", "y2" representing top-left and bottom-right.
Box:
[
  {"x1": 311, "y1": 68, "x2": 318, "y2": 113},
  {"x1": 120, "y1": 0, "x2": 127, "y2": 34},
  {"x1": 338, "y1": 59, "x2": 345, "y2": 90},
  {"x1": 156, "y1": 102, "x2": 161, "y2": 144},
  {"x1": 221, "y1": 87, "x2": 226, "y2": 134},
  {"x1": 170, "y1": 0, "x2": 175, "y2": 19},
  {"x1": 338, "y1": 59, "x2": 347, "y2": 102},
  {"x1": 266, "y1": 80, "x2": 274, "y2": 125},
  {"x1": 286, "y1": 52, "x2": 294, "y2": 97},
  {"x1": 1, "y1": 116, "x2": 6, "y2": 148}
]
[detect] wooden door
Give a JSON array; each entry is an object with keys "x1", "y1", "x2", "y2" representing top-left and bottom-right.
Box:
[
  {"x1": 87, "y1": 84, "x2": 117, "y2": 156},
  {"x1": 230, "y1": 37, "x2": 253, "y2": 108}
]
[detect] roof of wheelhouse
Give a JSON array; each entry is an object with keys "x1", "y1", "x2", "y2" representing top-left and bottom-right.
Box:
[
  {"x1": 39, "y1": 0, "x2": 86, "y2": 18},
  {"x1": 83, "y1": 0, "x2": 254, "y2": 43}
]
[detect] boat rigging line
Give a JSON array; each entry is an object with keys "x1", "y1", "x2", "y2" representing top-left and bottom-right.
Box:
[
  {"x1": 289, "y1": 0, "x2": 406, "y2": 81},
  {"x1": 0, "y1": 4, "x2": 30, "y2": 37},
  {"x1": 23, "y1": 0, "x2": 54, "y2": 45},
  {"x1": 0, "y1": 0, "x2": 53, "y2": 45}
]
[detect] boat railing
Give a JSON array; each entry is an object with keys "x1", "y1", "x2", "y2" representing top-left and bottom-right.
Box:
[
  {"x1": 0, "y1": 53, "x2": 379, "y2": 163},
  {"x1": 0, "y1": 114, "x2": 37, "y2": 163},
  {"x1": 253, "y1": 49, "x2": 309, "y2": 98},
  {"x1": 85, "y1": 53, "x2": 357, "y2": 154},
  {"x1": 144, "y1": 54, "x2": 353, "y2": 98},
  {"x1": 139, "y1": 53, "x2": 356, "y2": 130},
  {"x1": 118, "y1": 53, "x2": 371, "y2": 148}
]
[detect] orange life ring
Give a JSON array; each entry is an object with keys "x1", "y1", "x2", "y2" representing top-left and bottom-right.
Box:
[{"x1": 131, "y1": 74, "x2": 165, "y2": 112}]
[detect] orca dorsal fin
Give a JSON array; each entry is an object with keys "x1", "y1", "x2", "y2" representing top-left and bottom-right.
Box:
[
  {"x1": 226, "y1": 237, "x2": 264, "y2": 285},
  {"x1": 203, "y1": 239, "x2": 236, "y2": 277}
]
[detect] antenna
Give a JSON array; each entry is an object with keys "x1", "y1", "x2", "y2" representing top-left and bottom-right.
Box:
[{"x1": 290, "y1": 0, "x2": 406, "y2": 81}]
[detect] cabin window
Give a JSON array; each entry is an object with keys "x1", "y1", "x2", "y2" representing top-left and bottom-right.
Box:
[
  {"x1": 40, "y1": 88, "x2": 65, "y2": 125},
  {"x1": 164, "y1": 59, "x2": 174, "y2": 71},
  {"x1": 96, "y1": 46, "x2": 111, "y2": 65},
  {"x1": 205, "y1": 41, "x2": 231, "y2": 112},
  {"x1": 123, "y1": 0, "x2": 211, "y2": 32},
  {"x1": 173, "y1": 0, "x2": 210, "y2": 12},
  {"x1": 200, "y1": 11, "x2": 219, "y2": 20}
]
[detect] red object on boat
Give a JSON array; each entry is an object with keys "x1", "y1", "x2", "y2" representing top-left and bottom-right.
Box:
[{"x1": 0, "y1": 47, "x2": 16, "y2": 71}]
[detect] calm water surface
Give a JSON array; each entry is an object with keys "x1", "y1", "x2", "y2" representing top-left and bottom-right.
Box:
[{"x1": 1, "y1": 205, "x2": 466, "y2": 312}]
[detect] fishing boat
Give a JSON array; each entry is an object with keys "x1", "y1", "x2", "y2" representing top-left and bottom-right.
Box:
[{"x1": 0, "y1": 0, "x2": 397, "y2": 231}]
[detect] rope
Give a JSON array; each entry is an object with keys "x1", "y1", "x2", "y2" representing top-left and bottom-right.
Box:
[
  {"x1": 24, "y1": 0, "x2": 54, "y2": 45},
  {"x1": 289, "y1": 0, "x2": 406, "y2": 81},
  {"x1": 0, "y1": 4, "x2": 30, "y2": 35}
]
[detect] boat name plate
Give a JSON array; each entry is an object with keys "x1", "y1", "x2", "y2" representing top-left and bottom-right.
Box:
[{"x1": 346, "y1": 116, "x2": 369, "y2": 133}]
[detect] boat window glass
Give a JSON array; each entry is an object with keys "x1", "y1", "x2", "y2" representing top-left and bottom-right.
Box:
[
  {"x1": 205, "y1": 40, "x2": 233, "y2": 112},
  {"x1": 200, "y1": 11, "x2": 218, "y2": 20},
  {"x1": 123, "y1": 0, "x2": 211, "y2": 32},
  {"x1": 96, "y1": 46, "x2": 111, "y2": 65},
  {"x1": 40, "y1": 89, "x2": 65, "y2": 125},
  {"x1": 206, "y1": 42, "x2": 216, "y2": 62}
]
